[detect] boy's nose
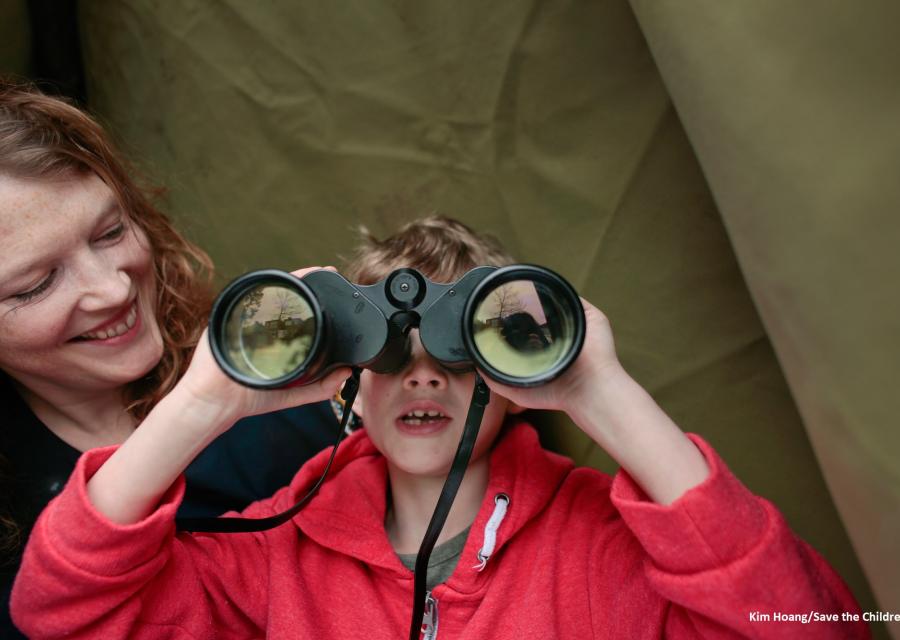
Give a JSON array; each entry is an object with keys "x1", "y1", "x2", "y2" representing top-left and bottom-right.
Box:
[{"x1": 402, "y1": 331, "x2": 448, "y2": 390}]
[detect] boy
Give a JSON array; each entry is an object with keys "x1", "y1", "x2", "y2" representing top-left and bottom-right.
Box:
[{"x1": 12, "y1": 217, "x2": 867, "y2": 638}]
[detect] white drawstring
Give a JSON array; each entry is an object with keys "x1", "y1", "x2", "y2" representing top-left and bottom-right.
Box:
[{"x1": 473, "y1": 494, "x2": 509, "y2": 571}]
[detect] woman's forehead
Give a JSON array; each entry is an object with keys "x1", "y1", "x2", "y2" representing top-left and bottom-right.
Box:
[{"x1": 0, "y1": 173, "x2": 118, "y2": 278}]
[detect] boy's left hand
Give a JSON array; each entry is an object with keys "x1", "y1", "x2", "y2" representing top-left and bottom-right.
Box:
[{"x1": 479, "y1": 298, "x2": 623, "y2": 415}]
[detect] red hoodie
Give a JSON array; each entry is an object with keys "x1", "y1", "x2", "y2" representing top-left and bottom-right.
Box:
[{"x1": 12, "y1": 422, "x2": 868, "y2": 639}]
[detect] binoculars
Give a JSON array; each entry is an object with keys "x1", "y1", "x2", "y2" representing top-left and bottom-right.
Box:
[{"x1": 208, "y1": 264, "x2": 586, "y2": 389}]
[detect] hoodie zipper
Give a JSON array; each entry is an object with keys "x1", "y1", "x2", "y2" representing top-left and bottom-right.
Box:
[
  {"x1": 422, "y1": 591, "x2": 439, "y2": 640},
  {"x1": 418, "y1": 493, "x2": 509, "y2": 638}
]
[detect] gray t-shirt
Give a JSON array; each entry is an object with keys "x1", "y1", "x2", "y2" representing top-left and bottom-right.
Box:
[{"x1": 397, "y1": 527, "x2": 471, "y2": 591}]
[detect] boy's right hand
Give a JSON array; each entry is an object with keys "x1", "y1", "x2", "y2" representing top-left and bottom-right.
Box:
[
  {"x1": 85, "y1": 268, "x2": 349, "y2": 525},
  {"x1": 178, "y1": 329, "x2": 349, "y2": 438},
  {"x1": 175, "y1": 266, "x2": 351, "y2": 438}
]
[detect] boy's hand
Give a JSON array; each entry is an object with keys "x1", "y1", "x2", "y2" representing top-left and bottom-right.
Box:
[
  {"x1": 178, "y1": 329, "x2": 349, "y2": 434},
  {"x1": 86, "y1": 267, "x2": 351, "y2": 525},
  {"x1": 479, "y1": 298, "x2": 624, "y2": 416},
  {"x1": 176, "y1": 266, "x2": 350, "y2": 436},
  {"x1": 482, "y1": 297, "x2": 710, "y2": 505}
]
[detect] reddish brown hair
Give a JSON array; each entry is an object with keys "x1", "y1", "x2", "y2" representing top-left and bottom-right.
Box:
[
  {"x1": 0, "y1": 78, "x2": 214, "y2": 420},
  {"x1": 343, "y1": 215, "x2": 515, "y2": 285}
]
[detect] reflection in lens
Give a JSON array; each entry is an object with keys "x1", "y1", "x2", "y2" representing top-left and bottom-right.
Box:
[
  {"x1": 223, "y1": 284, "x2": 316, "y2": 381},
  {"x1": 472, "y1": 279, "x2": 575, "y2": 379}
]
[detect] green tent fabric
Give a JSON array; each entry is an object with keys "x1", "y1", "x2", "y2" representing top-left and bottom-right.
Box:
[
  {"x1": 0, "y1": 0, "x2": 30, "y2": 78},
  {"x1": 630, "y1": 2, "x2": 900, "y2": 638},
  {"x1": 3, "y1": 1, "x2": 893, "y2": 637},
  {"x1": 75, "y1": 2, "x2": 890, "y2": 637}
]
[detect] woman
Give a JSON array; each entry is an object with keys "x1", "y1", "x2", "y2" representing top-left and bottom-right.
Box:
[{"x1": 0, "y1": 80, "x2": 345, "y2": 638}]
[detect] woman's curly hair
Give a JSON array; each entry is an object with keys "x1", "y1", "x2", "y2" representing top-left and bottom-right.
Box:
[{"x1": 0, "y1": 79, "x2": 214, "y2": 419}]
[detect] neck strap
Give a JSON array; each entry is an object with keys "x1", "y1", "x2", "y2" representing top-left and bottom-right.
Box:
[{"x1": 407, "y1": 372, "x2": 489, "y2": 640}]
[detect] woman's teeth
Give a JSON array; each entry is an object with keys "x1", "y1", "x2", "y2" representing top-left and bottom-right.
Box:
[
  {"x1": 80, "y1": 304, "x2": 137, "y2": 340},
  {"x1": 401, "y1": 410, "x2": 446, "y2": 425}
]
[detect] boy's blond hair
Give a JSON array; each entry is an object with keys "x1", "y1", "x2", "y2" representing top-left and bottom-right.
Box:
[{"x1": 343, "y1": 215, "x2": 515, "y2": 284}]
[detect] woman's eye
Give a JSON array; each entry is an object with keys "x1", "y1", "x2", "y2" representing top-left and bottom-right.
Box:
[
  {"x1": 97, "y1": 222, "x2": 126, "y2": 242},
  {"x1": 13, "y1": 270, "x2": 57, "y2": 302}
]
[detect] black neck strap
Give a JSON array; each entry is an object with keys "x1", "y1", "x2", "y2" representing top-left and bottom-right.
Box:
[
  {"x1": 176, "y1": 367, "x2": 362, "y2": 533},
  {"x1": 407, "y1": 372, "x2": 490, "y2": 640}
]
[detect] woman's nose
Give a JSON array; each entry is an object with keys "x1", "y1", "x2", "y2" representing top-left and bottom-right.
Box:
[
  {"x1": 75, "y1": 256, "x2": 132, "y2": 312},
  {"x1": 402, "y1": 332, "x2": 448, "y2": 390}
]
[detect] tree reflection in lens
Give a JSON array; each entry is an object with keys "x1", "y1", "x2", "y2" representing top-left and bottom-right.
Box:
[
  {"x1": 223, "y1": 284, "x2": 316, "y2": 381},
  {"x1": 472, "y1": 279, "x2": 575, "y2": 378}
]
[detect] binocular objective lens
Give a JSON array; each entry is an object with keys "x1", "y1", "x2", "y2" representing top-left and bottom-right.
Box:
[
  {"x1": 471, "y1": 279, "x2": 576, "y2": 379},
  {"x1": 222, "y1": 284, "x2": 317, "y2": 381}
]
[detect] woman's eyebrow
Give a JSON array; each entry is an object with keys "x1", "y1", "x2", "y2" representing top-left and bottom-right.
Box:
[
  {"x1": 0, "y1": 195, "x2": 121, "y2": 284},
  {"x1": 93, "y1": 196, "x2": 122, "y2": 224}
]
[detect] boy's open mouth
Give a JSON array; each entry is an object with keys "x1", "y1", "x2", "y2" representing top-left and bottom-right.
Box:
[
  {"x1": 399, "y1": 409, "x2": 447, "y2": 426},
  {"x1": 395, "y1": 401, "x2": 452, "y2": 434}
]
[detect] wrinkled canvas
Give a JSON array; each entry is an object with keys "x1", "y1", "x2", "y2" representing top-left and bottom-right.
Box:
[{"x1": 63, "y1": 0, "x2": 897, "y2": 635}]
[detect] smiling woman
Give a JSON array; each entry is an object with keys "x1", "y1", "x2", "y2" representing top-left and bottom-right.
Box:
[
  {"x1": 0, "y1": 175, "x2": 164, "y2": 423},
  {"x1": 0, "y1": 80, "x2": 342, "y2": 639},
  {"x1": 0, "y1": 84, "x2": 211, "y2": 423}
]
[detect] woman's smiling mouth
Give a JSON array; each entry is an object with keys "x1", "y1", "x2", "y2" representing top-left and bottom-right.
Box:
[{"x1": 72, "y1": 301, "x2": 142, "y2": 344}]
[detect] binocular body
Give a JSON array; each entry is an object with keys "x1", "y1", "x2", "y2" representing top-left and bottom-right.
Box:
[{"x1": 209, "y1": 264, "x2": 585, "y2": 389}]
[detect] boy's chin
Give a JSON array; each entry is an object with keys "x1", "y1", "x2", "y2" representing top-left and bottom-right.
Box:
[
  {"x1": 402, "y1": 464, "x2": 455, "y2": 479},
  {"x1": 387, "y1": 453, "x2": 457, "y2": 479}
]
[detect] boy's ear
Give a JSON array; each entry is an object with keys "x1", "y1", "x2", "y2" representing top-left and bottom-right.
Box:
[{"x1": 349, "y1": 387, "x2": 364, "y2": 420}]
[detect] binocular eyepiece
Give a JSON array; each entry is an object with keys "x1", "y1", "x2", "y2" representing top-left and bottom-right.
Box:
[{"x1": 208, "y1": 264, "x2": 586, "y2": 389}]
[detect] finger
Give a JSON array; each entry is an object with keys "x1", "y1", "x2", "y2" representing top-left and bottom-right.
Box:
[
  {"x1": 476, "y1": 369, "x2": 517, "y2": 400},
  {"x1": 288, "y1": 265, "x2": 339, "y2": 278},
  {"x1": 288, "y1": 266, "x2": 323, "y2": 278},
  {"x1": 319, "y1": 367, "x2": 354, "y2": 395},
  {"x1": 313, "y1": 367, "x2": 354, "y2": 401}
]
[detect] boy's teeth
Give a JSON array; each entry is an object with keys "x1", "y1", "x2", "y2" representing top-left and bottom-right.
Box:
[{"x1": 402, "y1": 410, "x2": 445, "y2": 422}]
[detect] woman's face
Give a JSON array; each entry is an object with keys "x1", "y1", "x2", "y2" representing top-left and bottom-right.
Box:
[{"x1": 0, "y1": 172, "x2": 163, "y2": 397}]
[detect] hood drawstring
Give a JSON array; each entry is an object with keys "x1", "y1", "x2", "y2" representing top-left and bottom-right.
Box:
[{"x1": 473, "y1": 493, "x2": 509, "y2": 571}]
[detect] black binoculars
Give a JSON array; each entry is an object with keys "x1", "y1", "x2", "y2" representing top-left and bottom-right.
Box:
[{"x1": 208, "y1": 264, "x2": 585, "y2": 389}]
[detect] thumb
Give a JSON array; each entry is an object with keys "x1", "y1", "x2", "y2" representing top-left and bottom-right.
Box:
[{"x1": 275, "y1": 367, "x2": 353, "y2": 409}]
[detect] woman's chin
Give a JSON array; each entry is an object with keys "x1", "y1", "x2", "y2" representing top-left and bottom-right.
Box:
[{"x1": 79, "y1": 336, "x2": 164, "y2": 388}]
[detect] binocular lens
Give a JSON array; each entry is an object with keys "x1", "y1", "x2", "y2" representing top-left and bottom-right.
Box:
[
  {"x1": 471, "y1": 279, "x2": 577, "y2": 379},
  {"x1": 222, "y1": 283, "x2": 317, "y2": 382}
]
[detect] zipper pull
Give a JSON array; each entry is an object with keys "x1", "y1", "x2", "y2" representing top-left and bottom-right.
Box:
[{"x1": 421, "y1": 591, "x2": 439, "y2": 640}]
